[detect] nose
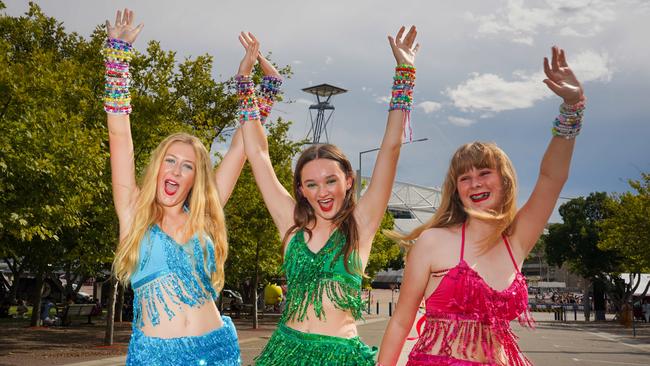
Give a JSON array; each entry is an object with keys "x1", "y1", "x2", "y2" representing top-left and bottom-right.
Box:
[
  {"x1": 472, "y1": 177, "x2": 482, "y2": 188},
  {"x1": 172, "y1": 162, "x2": 182, "y2": 176}
]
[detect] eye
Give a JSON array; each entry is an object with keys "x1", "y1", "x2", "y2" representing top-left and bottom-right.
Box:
[
  {"x1": 165, "y1": 157, "x2": 176, "y2": 165},
  {"x1": 480, "y1": 170, "x2": 491, "y2": 176},
  {"x1": 305, "y1": 182, "x2": 317, "y2": 189},
  {"x1": 326, "y1": 178, "x2": 337, "y2": 185},
  {"x1": 459, "y1": 176, "x2": 469, "y2": 182},
  {"x1": 182, "y1": 163, "x2": 194, "y2": 171}
]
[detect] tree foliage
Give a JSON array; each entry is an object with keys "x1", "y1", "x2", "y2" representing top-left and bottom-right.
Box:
[{"x1": 544, "y1": 192, "x2": 622, "y2": 279}]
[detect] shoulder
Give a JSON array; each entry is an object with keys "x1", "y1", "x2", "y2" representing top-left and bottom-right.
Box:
[{"x1": 409, "y1": 226, "x2": 461, "y2": 270}]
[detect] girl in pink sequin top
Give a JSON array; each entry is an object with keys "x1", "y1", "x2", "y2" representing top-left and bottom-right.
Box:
[{"x1": 377, "y1": 46, "x2": 586, "y2": 366}]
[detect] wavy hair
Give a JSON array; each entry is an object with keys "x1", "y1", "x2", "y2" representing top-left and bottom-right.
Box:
[
  {"x1": 282, "y1": 144, "x2": 361, "y2": 275},
  {"x1": 112, "y1": 133, "x2": 228, "y2": 292},
  {"x1": 388, "y1": 141, "x2": 518, "y2": 255}
]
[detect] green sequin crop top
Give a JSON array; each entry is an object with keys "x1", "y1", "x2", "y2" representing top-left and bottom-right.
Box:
[{"x1": 280, "y1": 229, "x2": 365, "y2": 323}]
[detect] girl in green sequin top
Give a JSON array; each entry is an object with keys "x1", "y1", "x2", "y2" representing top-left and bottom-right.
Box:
[{"x1": 238, "y1": 27, "x2": 420, "y2": 365}]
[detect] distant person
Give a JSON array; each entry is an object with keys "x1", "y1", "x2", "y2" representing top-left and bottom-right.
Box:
[
  {"x1": 40, "y1": 298, "x2": 55, "y2": 326},
  {"x1": 16, "y1": 299, "x2": 28, "y2": 318}
]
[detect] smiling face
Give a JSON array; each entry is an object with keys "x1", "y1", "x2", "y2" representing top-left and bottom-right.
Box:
[
  {"x1": 299, "y1": 158, "x2": 353, "y2": 221},
  {"x1": 456, "y1": 166, "x2": 504, "y2": 212},
  {"x1": 155, "y1": 141, "x2": 197, "y2": 208}
]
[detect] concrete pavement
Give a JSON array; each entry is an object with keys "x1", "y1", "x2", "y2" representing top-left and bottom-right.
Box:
[{"x1": 63, "y1": 314, "x2": 650, "y2": 366}]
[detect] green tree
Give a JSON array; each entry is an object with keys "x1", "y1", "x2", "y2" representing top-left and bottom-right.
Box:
[
  {"x1": 364, "y1": 211, "x2": 400, "y2": 286},
  {"x1": 599, "y1": 174, "x2": 650, "y2": 309},
  {"x1": 543, "y1": 192, "x2": 622, "y2": 320}
]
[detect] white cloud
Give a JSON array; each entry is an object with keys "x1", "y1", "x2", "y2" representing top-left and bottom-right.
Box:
[
  {"x1": 448, "y1": 116, "x2": 476, "y2": 127},
  {"x1": 375, "y1": 96, "x2": 391, "y2": 104},
  {"x1": 446, "y1": 50, "x2": 612, "y2": 112},
  {"x1": 325, "y1": 56, "x2": 333, "y2": 65},
  {"x1": 467, "y1": 0, "x2": 622, "y2": 45},
  {"x1": 295, "y1": 98, "x2": 313, "y2": 105},
  {"x1": 417, "y1": 101, "x2": 442, "y2": 114}
]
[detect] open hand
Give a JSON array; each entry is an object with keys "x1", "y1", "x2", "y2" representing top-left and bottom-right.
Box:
[
  {"x1": 238, "y1": 32, "x2": 260, "y2": 76},
  {"x1": 105, "y1": 9, "x2": 143, "y2": 44},
  {"x1": 543, "y1": 46, "x2": 584, "y2": 105},
  {"x1": 388, "y1": 26, "x2": 420, "y2": 66}
]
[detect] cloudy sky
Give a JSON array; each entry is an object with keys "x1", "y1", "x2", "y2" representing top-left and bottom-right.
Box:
[{"x1": 5, "y1": 0, "x2": 649, "y2": 222}]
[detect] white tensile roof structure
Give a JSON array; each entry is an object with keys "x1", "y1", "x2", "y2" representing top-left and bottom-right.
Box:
[{"x1": 360, "y1": 178, "x2": 441, "y2": 234}]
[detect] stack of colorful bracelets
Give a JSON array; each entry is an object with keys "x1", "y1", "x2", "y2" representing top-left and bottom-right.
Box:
[
  {"x1": 103, "y1": 38, "x2": 133, "y2": 115},
  {"x1": 552, "y1": 98, "x2": 585, "y2": 139},
  {"x1": 258, "y1": 76, "x2": 283, "y2": 124},
  {"x1": 389, "y1": 64, "x2": 416, "y2": 141},
  {"x1": 235, "y1": 75, "x2": 261, "y2": 123}
]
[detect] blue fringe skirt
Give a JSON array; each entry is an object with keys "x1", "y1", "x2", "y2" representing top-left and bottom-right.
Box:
[{"x1": 126, "y1": 315, "x2": 241, "y2": 365}]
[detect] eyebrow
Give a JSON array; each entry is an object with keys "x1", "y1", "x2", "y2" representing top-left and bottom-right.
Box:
[
  {"x1": 164, "y1": 154, "x2": 195, "y2": 165},
  {"x1": 303, "y1": 175, "x2": 338, "y2": 183}
]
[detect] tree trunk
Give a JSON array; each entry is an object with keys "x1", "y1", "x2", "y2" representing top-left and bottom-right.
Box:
[
  {"x1": 4, "y1": 257, "x2": 22, "y2": 304},
  {"x1": 582, "y1": 280, "x2": 591, "y2": 322},
  {"x1": 104, "y1": 277, "x2": 118, "y2": 345},
  {"x1": 115, "y1": 283, "x2": 125, "y2": 322},
  {"x1": 252, "y1": 242, "x2": 260, "y2": 329},
  {"x1": 29, "y1": 271, "x2": 45, "y2": 327}
]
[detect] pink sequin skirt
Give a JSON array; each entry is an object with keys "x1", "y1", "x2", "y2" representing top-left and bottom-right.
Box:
[{"x1": 407, "y1": 353, "x2": 496, "y2": 366}]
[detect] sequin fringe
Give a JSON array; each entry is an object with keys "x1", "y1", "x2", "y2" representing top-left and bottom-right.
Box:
[
  {"x1": 281, "y1": 230, "x2": 365, "y2": 323},
  {"x1": 255, "y1": 323, "x2": 376, "y2": 366},
  {"x1": 126, "y1": 316, "x2": 241, "y2": 366}
]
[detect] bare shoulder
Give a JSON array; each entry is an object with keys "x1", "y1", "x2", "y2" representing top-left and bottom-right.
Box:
[{"x1": 410, "y1": 226, "x2": 461, "y2": 271}]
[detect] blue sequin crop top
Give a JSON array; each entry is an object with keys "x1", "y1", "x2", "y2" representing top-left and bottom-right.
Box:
[{"x1": 130, "y1": 224, "x2": 218, "y2": 329}]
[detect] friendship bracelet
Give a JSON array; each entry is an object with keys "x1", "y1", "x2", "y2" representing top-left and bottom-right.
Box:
[
  {"x1": 258, "y1": 75, "x2": 283, "y2": 124},
  {"x1": 103, "y1": 38, "x2": 133, "y2": 115},
  {"x1": 389, "y1": 64, "x2": 416, "y2": 141},
  {"x1": 552, "y1": 99, "x2": 585, "y2": 139},
  {"x1": 235, "y1": 75, "x2": 260, "y2": 123}
]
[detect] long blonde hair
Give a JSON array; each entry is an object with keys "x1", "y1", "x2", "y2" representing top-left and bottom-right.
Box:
[
  {"x1": 112, "y1": 133, "x2": 228, "y2": 292},
  {"x1": 388, "y1": 142, "x2": 518, "y2": 254}
]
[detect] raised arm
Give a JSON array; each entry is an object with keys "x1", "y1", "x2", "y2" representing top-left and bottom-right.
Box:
[
  {"x1": 214, "y1": 127, "x2": 246, "y2": 206},
  {"x1": 513, "y1": 46, "x2": 585, "y2": 255},
  {"x1": 356, "y1": 26, "x2": 420, "y2": 245},
  {"x1": 237, "y1": 33, "x2": 296, "y2": 238},
  {"x1": 104, "y1": 9, "x2": 144, "y2": 236}
]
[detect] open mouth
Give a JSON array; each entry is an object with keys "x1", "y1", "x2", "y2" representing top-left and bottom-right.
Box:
[
  {"x1": 318, "y1": 198, "x2": 334, "y2": 212},
  {"x1": 164, "y1": 179, "x2": 179, "y2": 196},
  {"x1": 470, "y1": 192, "x2": 490, "y2": 203}
]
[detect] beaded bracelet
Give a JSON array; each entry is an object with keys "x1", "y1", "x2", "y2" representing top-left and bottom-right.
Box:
[
  {"x1": 103, "y1": 38, "x2": 133, "y2": 114},
  {"x1": 258, "y1": 75, "x2": 283, "y2": 124},
  {"x1": 235, "y1": 75, "x2": 260, "y2": 123},
  {"x1": 389, "y1": 64, "x2": 416, "y2": 141},
  {"x1": 552, "y1": 99, "x2": 585, "y2": 139}
]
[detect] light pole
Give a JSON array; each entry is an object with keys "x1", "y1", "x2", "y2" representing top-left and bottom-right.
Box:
[{"x1": 356, "y1": 137, "x2": 428, "y2": 200}]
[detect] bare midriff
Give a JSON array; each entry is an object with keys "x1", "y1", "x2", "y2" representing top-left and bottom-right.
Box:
[
  {"x1": 285, "y1": 295, "x2": 358, "y2": 338},
  {"x1": 139, "y1": 300, "x2": 224, "y2": 338}
]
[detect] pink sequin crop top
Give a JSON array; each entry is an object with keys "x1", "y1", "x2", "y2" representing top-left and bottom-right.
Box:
[{"x1": 408, "y1": 223, "x2": 534, "y2": 366}]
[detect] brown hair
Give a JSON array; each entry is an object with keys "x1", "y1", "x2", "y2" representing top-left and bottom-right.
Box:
[
  {"x1": 282, "y1": 144, "x2": 360, "y2": 274},
  {"x1": 387, "y1": 141, "x2": 518, "y2": 255}
]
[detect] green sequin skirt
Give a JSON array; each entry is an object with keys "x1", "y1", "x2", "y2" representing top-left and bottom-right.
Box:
[{"x1": 255, "y1": 323, "x2": 377, "y2": 366}]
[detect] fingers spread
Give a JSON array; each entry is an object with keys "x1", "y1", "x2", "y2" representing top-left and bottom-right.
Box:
[
  {"x1": 543, "y1": 79, "x2": 562, "y2": 95},
  {"x1": 551, "y1": 46, "x2": 559, "y2": 72},
  {"x1": 395, "y1": 26, "x2": 406, "y2": 43},
  {"x1": 543, "y1": 57, "x2": 553, "y2": 78},
  {"x1": 115, "y1": 10, "x2": 121, "y2": 26},
  {"x1": 559, "y1": 49, "x2": 568, "y2": 68}
]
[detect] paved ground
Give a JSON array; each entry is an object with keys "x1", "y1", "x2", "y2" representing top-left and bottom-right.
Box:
[
  {"x1": 2, "y1": 288, "x2": 649, "y2": 366},
  {"x1": 55, "y1": 316, "x2": 650, "y2": 366}
]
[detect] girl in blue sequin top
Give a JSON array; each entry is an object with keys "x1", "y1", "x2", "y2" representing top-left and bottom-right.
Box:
[{"x1": 105, "y1": 9, "x2": 247, "y2": 365}]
